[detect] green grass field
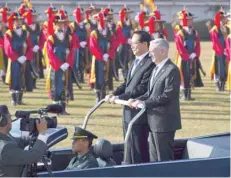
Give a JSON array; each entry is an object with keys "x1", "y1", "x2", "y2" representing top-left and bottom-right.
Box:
[{"x1": 0, "y1": 42, "x2": 230, "y2": 148}]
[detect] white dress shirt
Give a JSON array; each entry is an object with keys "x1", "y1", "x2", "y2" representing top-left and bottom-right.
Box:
[
  {"x1": 154, "y1": 58, "x2": 169, "y2": 77},
  {"x1": 131, "y1": 51, "x2": 149, "y2": 76},
  {"x1": 150, "y1": 58, "x2": 169, "y2": 89}
]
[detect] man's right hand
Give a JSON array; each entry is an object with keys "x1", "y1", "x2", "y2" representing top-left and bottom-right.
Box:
[
  {"x1": 109, "y1": 95, "x2": 118, "y2": 104},
  {"x1": 60, "y1": 63, "x2": 70, "y2": 71},
  {"x1": 17, "y1": 56, "x2": 27, "y2": 64},
  {"x1": 36, "y1": 119, "x2": 47, "y2": 135},
  {"x1": 105, "y1": 94, "x2": 113, "y2": 103},
  {"x1": 127, "y1": 99, "x2": 136, "y2": 107}
]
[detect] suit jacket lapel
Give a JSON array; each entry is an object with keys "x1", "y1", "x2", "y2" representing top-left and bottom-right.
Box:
[
  {"x1": 149, "y1": 59, "x2": 171, "y2": 93},
  {"x1": 126, "y1": 61, "x2": 135, "y2": 84},
  {"x1": 126, "y1": 54, "x2": 149, "y2": 85}
]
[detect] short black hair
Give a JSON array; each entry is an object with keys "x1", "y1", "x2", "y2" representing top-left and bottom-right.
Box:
[
  {"x1": 0, "y1": 105, "x2": 9, "y2": 127},
  {"x1": 133, "y1": 30, "x2": 151, "y2": 47},
  {"x1": 0, "y1": 105, "x2": 9, "y2": 116}
]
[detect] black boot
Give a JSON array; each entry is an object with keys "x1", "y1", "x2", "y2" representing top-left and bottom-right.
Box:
[
  {"x1": 181, "y1": 89, "x2": 187, "y2": 101},
  {"x1": 100, "y1": 88, "x2": 106, "y2": 101},
  {"x1": 17, "y1": 92, "x2": 25, "y2": 105},
  {"x1": 11, "y1": 93, "x2": 17, "y2": 106},
  {"x1": 95, "y1": 91, "x2": 101, "y2": 103},
  {"x1": 33, "y1": 79, "x2": 37, "y2": 89},
  {"x1": 1, "y1": 76, "x2": 6, "y2": 85},
  {"x1": 80, "y1": 72, "x2": 85, "y2": 83},
  {"x1": 187, "y1": 89, "x2": 195, "y2": 101},
  {"x1": 215, "y1": 81, "x2": 221, "y2": 91},
  {"x1": 220, "y1": 81, "x2": 225, "y2": 91},
  {"x1": 60, "y1": 102, "x2": 70, "y2": 115}
]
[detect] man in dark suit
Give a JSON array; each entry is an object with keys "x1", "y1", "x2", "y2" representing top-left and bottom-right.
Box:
[
  {"x1": 0, "y1": 105, "x2": 48, "y2": 177},
  {"x1": 130, "y1": 39, "x2": 182, "y2": 162},
  {"x1": 105, "y1": 31, "x2": 155, "y2": 164}
]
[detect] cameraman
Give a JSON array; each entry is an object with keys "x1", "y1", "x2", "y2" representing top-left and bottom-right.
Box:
[{"x1": 0, "y1": 105, "x2": 48, "y2": 177}]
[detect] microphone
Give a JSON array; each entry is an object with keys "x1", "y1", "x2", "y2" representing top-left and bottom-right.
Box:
[
  {"x1": 44, "y1": 104, "x2": 63, "y2": 114},
  {"x1": 15, "y1": 111, "x2": 31, "y2": 118}
]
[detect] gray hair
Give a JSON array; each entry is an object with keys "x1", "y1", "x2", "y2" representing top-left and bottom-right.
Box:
[{"x1": 150, "y1": 39, "x2": 169, "y2": 50}]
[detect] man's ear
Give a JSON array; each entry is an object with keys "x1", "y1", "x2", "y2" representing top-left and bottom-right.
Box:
[{"x1": 160, "y1": 48, "x2": 167, "y2": 55}]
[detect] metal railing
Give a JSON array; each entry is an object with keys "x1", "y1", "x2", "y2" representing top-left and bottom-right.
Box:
[{"x1": 82, "y1": 99, "x2": 145, "y2": 165}]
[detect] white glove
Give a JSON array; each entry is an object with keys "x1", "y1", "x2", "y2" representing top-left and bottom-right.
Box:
[
  {"x1": 103, "y1": 53, "x2": 109, "y2": 62},
  {"x1": 60, "y1": 63, "x2": 70, "y2": 71},
  {"x1": 134, "y1": 14, "x2": 139, "y2": 22},
  {"x1": 189, "y1": 53, "x2": 197, "y2": 60},
  {"x1": 80, "y1": 41, "x2": 87, "y2": 48},
  {"x1": 66, "y1": 49, "x2": 70, "y2": 55},
  {"x1": 0, "y1": 70, "x2": 5, "y2": 77},
  {"x1": 127, "y1": 38, "x2": 132, "y2": 45},
  {"x1": 33, "y1": 45, "x2": 40, "y2": 53},
  {"x1": 17, "y1": 56, "x2": 27, "y2": 64},
  {"x1": 85, "y1": 23, "x2": 90, "y2": 30},
  {"x1": 152, "y1": 33, "x2": 159, "y2": 40}
]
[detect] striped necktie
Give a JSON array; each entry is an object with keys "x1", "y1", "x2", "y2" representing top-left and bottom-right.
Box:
[
  {"x1": 131, "y1": 58, "x2": 139, "y2": 76},
  {"x1": 150, "y1": 66, "x2": 159, "y2": 90}
]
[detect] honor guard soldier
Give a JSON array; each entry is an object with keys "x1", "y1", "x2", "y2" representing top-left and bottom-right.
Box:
[
  {"x1": 41, "y1": 5, "x2": 58, "y2": 69},
  {"x1": 46, "y1": 14, "x2": 79, "y2": 115},
  {"x1": 175, "y1": 9, "x2": 201, "y2": 100},
  {"x1": 136, "y1": 2, "x2": 149, "y2": 31},
  {"x1": 146, "y1": 8, "x2": 168, "y2": 40},
  {"x1": 4, "y1": 10, "x2": 33, "y2": 105},
  {"x1": 84, "y1": 5, "x2": 101, "y2": 88},
  {"x1": 89, "y1": 12, "x2": 117, "y2": 102},
  {"x1": 116, "y1": 5, "x2": 134, "y2": 80},
  {"x1": 23, "y1": 7, "x2": 44, "y2": 89},
  {"x1": 66, "y1": 126, "x2": 98, "y2": 170},
  {"x1": 103, "y1": 5, "x2": 120, "y2": 91},
  {"x1": 0, "y1": 3, "x2": 11, "y2": 33},
  {"x1": 85, "y1": 4, "x2": 101, "y2": 32},
  {"x1": 0, "y1": 19, "x2": 6, "y2": 84},
  {"x1": 210, "y1": 8, "x2": 228, "y2": 91},
  {"x1": 224, "y1": 16, "x2": 231, "y2": 91},
  {"x1": 70, "y1": 6, "x2": 89, "y2": 83},
  {"x1": 0, "y1": 4, "x2": 11, "y2": 84}
]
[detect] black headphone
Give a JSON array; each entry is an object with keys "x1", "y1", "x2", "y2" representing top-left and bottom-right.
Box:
[
  {"x1": 0, "y1": 113, "x2": 8, "y2": 127},
  {"x1": 0, "y1": 105, "x2": 9, "y2": 127}
]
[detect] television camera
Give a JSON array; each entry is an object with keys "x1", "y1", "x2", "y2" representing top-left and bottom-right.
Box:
[
  {"x1": 15, "y1": 104, "x2": 63, "y2": 133},
  {"x1": 14, "y1": 104, "x2": 64, "y2": 177}
]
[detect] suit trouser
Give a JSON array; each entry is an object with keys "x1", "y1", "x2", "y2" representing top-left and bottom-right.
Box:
[
  {"x1": 149, "y1": 131, "x2": 175, "y2": 162},
  {"x1": 123, "y1": 122, "x2": 149, "y2": 164}
]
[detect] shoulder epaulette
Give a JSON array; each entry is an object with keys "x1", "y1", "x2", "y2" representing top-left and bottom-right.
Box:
[
  {"x1": 47, "y1": 35, "x2": 54, "y2": 44},
  {"x1": 174, "y1": 24, "x2": 181, "y2": 32},
  {"x1": 83, "y1": 19, "x2": 88, "y2": 24},
  {"x1": 70, "y1": 22, "x2": 75, "y2": 29},
  {"x1": 116, "y1": 21, "x2": 123, "y2": 29},
  {"x1": 69, "y1": 22, "x2": 75, "y2": 33},
  {"x1": 69, "y1": 35, "x2": 72, "y2": 41},
  {"x1": 91, "y1": 30, "x2": 98, "y2": 39},
  {"x1": 43, "y1": 21, "x2": 48, "y2": 27},
  {"x1": 6, "y1": 30, "x2": 12, "y2": 38},
  {"x1": 176, "y1": 29, "x2": 184, "y2": 37},
  {"x1": 22, "y1": 25, "x2": 27, "y2": 31},
  {"x1": 210, "y1": 26, "x2": 218, "y2": 33}
]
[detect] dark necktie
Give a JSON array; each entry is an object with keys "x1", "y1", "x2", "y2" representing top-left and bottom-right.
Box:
[{"x1": 131, "y1": 58, "x2": 139, "y2": 76}]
